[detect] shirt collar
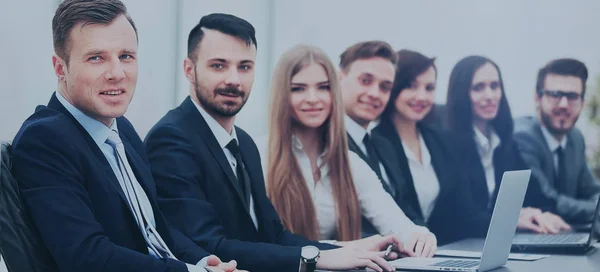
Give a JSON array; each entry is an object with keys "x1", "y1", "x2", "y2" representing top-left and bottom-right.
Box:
[
  {"x1": 344, "y1": 115, "x2": 370, "y2": 145},
  {"x1": 191, "y1": 98, "x2": 238, "y2": 149},
  {"x1": 473, "y1": 125, "x2": 501, "y2": 152},
  {"x1": 56, "y1": 91, "x2": 116, "y2": 148},
  {"x1": 540, "y1": 125, "x2": 567, "y2": 152},
  {"x1": 291, "y1": 134, "x2": 328, "y2": 160},
  {"x1": 402, "y1": 131, "x2": 431, "y2": 165}
]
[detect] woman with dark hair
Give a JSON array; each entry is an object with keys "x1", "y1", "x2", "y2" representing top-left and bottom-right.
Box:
[
  {"x1": 373, "y1": 50, "x2": 488, "y2": 245},
  {"x1": 445, "y1": 55, "x2": 571, "y2": 234}
]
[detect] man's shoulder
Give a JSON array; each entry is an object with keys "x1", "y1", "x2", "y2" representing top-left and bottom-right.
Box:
[
  {"x1": 13, "y1": 105, "x2": 79, "y2": 147},
  {"x1": 513, "y1": 116, "x2": 541, "y2": 135},
  {"x1": 145, "y1": 106, "x2": 190, "y2": 141}
]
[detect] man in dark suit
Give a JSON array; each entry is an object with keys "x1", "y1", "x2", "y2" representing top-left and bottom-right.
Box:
[
  {"x1": 338, "y1": 41, "x2": 436, "y2": 250},
  {"x1": 145, "y1": 13, "x2": 401, "y2": 272},
  {"x1": 514, "y1": 58, "x2": 600, "y2": 222},
  {"x1": 10, "y1": 1, "x2": 238, "y2": 271}
]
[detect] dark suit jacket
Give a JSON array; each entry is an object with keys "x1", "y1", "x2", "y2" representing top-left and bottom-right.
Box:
[
  {"x1": 347, "y1": 131, "x2": 410, "y2": 237},
  {"x1": 11, "y1": 94, "x2": 208, "y2": 272},
  {"x1": 514, "y1": 116, "x2": 600, "y2": 222},
  {"x1": 450, "y1": 128, "x2": 556, "y2": 214},
  {"x1": 374, "y1": 120, "x2": 491, "y2": 245},
  {"x1": 144, "y1": 97, "x2": 337, "y2": 272}
]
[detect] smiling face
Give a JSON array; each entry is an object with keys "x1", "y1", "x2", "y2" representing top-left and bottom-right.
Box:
[
  {"x1": 185, "y1": 29, "x2": 256, "y2": 118},
  {"x1": 393, "y1": 66, "x2": 436, "y2": 122},
  {"x1": 289, "y1": 63, "x2": 333, "y2": 129},
  {"x1": 470, "y1": 62, "x2": 503, "y2": 123},
  {"x1": 339, "y1": 57, "x2": 395, "y2": 127},
  {"x1": 537, "y1": 73, "x2": 584, "y2": 136},
  {"x1": 53, "y1": 14, "x2": 138, "y2": 126}
]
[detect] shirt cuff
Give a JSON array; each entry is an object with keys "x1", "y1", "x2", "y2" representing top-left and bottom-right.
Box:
[
  {"x1": 185, "y1": 256, "x2": 210, "y2": 272},
  {"x1": 186, "y1": 263, "x2": 210, "y2": 272},
  {"x1": 319, "y1": 239, "x2": 337, "y2": 245}
]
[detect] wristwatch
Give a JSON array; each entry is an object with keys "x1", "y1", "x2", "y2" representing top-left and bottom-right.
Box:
[{"x1": 301, "y1": 245, "x2": 320, "y2": 272}]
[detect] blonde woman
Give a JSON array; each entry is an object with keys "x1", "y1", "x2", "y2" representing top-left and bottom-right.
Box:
[{"x1": 258, "y1": 44, "x2": 437, "y2": 258}]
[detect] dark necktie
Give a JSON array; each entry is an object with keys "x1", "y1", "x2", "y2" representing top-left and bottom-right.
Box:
[
  {"x1": 556, "y1": 146, "x2": 566, "y2": 193},
  {"x1": 226, "y1": 139, "x2": 251, "y2": 207},
  {"x1": 362, "y1": 134, "x2": 384, "y2": 182}
]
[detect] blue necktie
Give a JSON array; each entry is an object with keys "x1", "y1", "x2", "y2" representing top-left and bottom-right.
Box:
[{"x1": 106, "y1": 130, "x2": 176, "y2": 259}]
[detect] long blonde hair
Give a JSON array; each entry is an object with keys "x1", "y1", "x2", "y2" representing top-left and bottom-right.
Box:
[{"x1": 265, "y1": 44, "x2": 361, "y2": 241}]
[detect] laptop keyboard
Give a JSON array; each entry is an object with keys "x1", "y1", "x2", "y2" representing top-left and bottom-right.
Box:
[
  {"x1": 513, "y1": 233, "x2": 588, "y2": 244},
  {"x1": 430, "y1": 260, "x2": 479, "y2": 268}
]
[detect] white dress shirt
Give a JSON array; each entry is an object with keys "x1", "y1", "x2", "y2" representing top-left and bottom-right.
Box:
[
  {"x1": 540, "y1": 125, "x2": 568, "y2": 172},
  {"x1": 401, "y1": 133, "x2": 440, "y2": 222},
  {"x1": 473, "y1": 126, "x2": 501, "y2": 206},
  {"x1": 191, "y1": 99, "x2": 258, "y2": 229},
  {"x1": 344, "y1": 116, "x2": 392, "y2": 189},
  {"x1": 256, "y1": 135, "x2": 429, "y2": 244}
]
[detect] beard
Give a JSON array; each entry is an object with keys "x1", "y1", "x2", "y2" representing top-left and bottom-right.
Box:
[
  {"x1": 540, "y1": 107, "x2": 579, "y2": 137},
  {"x1": 194, "y1": 82, "x2": 248, "y2": 117}
]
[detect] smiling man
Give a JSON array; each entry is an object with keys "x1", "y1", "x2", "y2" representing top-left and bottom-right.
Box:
[
  {"x1": 338, "y1": 41, "x2": 437, "y2": 254},
  {"x1": 10, "y1": 1, "x2": 239, "y2": 271},
  {"x1": 514, "y1": 58, "x2": 600, "y2": 223}
]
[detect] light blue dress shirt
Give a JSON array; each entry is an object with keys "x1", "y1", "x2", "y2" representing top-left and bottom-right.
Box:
[{"x1": 55, "y1": 92, "x2": 207, "y2": 271}]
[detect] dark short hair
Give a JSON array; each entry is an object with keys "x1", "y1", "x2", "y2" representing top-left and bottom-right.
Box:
[
  {"x1": 187, "y1": 13, "x2": 257, "y2": 60},
  {"x1": 53, "y1": 0, "x2": 137, "y2": 65},
  {"x1": 339, "y1": 41, "x2": 398, "y2": 72},
  {"x1": 380, "y1": 49, "x2": 436, "y2": 122},
  {"x1": 445, "y1": 55, "x2": 514, "y2": 141},
  {"x1": 536, "y1": 58, "x2": 588, "y2": 98}
]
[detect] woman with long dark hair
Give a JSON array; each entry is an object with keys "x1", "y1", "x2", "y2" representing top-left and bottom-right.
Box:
[
  {"x1": 373, "y1": 50, "x2": 488, "y2": 245},
  {"x1": 445, "y1": 55, "x2": 571, "y2": 234}
]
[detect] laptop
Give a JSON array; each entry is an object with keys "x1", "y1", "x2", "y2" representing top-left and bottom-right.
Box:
[
  {"x1": 389, "y1": 170, "x2": 531, "y2": 272},
  {"x1": 511, "y1": 194, "x2": 600, "y2": 253}
]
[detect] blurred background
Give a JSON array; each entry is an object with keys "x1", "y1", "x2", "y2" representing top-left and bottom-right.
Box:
[
  {"x1": 1, "y1": 0, "x2": 600, "y2": 270},
  {"x1": 1, "y1": 0, "x2": 600, "y2": 167}
]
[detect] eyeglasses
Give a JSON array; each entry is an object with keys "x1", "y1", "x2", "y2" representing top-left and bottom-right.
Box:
[{"x1": 537, "y1": 90, "x2": 583, "y2": 106}]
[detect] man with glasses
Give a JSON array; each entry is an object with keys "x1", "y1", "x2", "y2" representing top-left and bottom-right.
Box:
[{"x1": 514, "y1": 58, "x2": 600, "y2": 223}]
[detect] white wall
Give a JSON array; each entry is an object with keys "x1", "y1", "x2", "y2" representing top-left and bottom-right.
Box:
[{"x1": 1, "y1": 0, "x2": 599, "y2": 142}]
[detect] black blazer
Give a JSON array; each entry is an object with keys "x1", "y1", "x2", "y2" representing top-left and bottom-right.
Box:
[
  {"x1": 451, "y1": 131, "x2": 556, "y2": 213},
  {"x1": 374, "y1": 120, "x2": 491, "y2": 245},
  {"x1": 144, "y1": 97, "x2": 336, "y2": 272},
  {"x1": 347, "y1": 132, "x2": 412, "y2": 236},
  {"x1": 11, "y1": 94, "x2": 208, "y2": 272}
]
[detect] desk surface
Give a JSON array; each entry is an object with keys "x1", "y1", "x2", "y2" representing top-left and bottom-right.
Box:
[{"x1": 317, "y1": 238, "x2": 600, "y2": 272}]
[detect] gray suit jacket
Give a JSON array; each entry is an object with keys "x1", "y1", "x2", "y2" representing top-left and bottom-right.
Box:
[{"x1": 514, "y1": 116, "x2": 600, "y2": 222}]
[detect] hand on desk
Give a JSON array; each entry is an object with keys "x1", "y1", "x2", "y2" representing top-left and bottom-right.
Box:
[
  {"x1": 405, "y1": 232, "x2": 437, "y2": 258},
  {"x1": 204, "y1": 255, "x2": 247, "y2": 272},
  {"x1": 518, "y1": 207, "x2": 571, "y2": 234},
  {"x1": 317, "y1": 247, "x2": 394, "y2": 272},
  {"x1": 335, "y1": 233, "x2": 436, "y2": 258}
]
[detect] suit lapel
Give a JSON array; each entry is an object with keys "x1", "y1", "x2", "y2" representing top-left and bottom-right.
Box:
[
  {"x1": 375, "y1": 121, "x2": 424, "y2": 221},
  {"x1": 534, "y1": 124, "x2": 559, "y2": 186},
  {"x1": 47, "y1": 95, "x2": 130, "y2": 206},
  {"x1": 420, "y1": 127, "x2": 449, "y2": 200},
  {"x1": 121, "y1": 133, "x2": 155, "y2": 200},
  {"x1": 371, "y1": 137, "x2": 400, "y2": 196},
  {"x1": 347, "y1": 133, "x2": 368, "y2": 161},
  {"x1": 181, "y1": 98, "x2": 251, "y2": 216}
]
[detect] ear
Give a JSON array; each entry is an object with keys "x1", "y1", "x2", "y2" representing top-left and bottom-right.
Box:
[
  {"x1": 183, "y1": 57, "x2": 196, "y2": 83},
  {"x1": 52, "y1": 54, "x2": 67, "y2": 81}
]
